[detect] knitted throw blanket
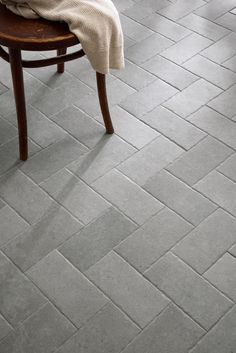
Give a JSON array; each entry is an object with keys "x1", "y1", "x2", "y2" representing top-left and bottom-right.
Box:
[{"x1": 1, "y1": 0, "x2": 124, "y2": 74}]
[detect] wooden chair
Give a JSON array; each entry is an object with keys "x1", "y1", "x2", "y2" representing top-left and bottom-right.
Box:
[{"x1": 0, "y1": 3, "x2": 114, "y2": 161}]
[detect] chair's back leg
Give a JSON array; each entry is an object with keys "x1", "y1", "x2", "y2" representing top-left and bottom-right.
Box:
[
  {"x1": 96, "y1": 72, "x2": 114, "y2": 134},
  {"x1": 57, "y1": 48, "x2": 67, "y2": 73},
  {"x1": 9, "y1": 48, "x2": 28, "y2": 161}
]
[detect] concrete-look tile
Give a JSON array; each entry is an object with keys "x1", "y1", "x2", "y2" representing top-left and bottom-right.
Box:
[
  {"x1": 166, "y1": 136, "x2": 233, "y2": 186},
  {"x1": 189, "y1": 106, "x2": 236, "y2": 149},
  {"x1": 144, "y1": 170, "x2": 217, "y2": 226},
  {"x1": 204, "y1": 253, "x2": 236, "y2": 302},
  {"x1": 3, "y1": 205, "x2": 82, "y2": 271},
  {"x1": 161, "y1": 34, "x2": 212, "y2": 65},
  {"x1": 202, "y1": 32, "x2": 236, "y2": 64},
  {"x1": 67, "y1": 135, "x2": 136, "y2": 184},
  {"x1": 112, "y1": 0, "x2": 135, "y2": 12},
  {"x1": 27, "y1": 251, "x2": 108, "y2": 328},
  {"x1": 195, "y1": 0, "x2": 236, "y2": 20},
  {"x1": 178, "y1": 13, "x2": 230, "y2": 41},
  {"x1": 195, "y1": 170, "x2": 236, "y2": 216},
  {"x1": 157, "y1": 0, "x2": 205, "y2": 20},
  {"x1": 0, "y1": 82, "x2": 8, "y2": 95},
  {"x1": 0, "y1": 251, "x2": 47, "y2": 326},
  {"x1": 96, "y1": 106, "x2": 159, "y2": 149},
  {"x1": 184, "y1": 55, "x2": 236, "y2": 89},
  {"x1": 92, "y1": 169, "x2": 163, "y2": 225},
  {"x1": 191, "y1": 307, "x2": 236, "y2": 353},
  {"x1": 140, "y1": 13, "x2": 191, "y2": 42},
  {"x1": 223, "y1": 55, "x2": 236, "y2": 72},
  {"x1": 208, "y1": 84, "x2": 236, "y2": 120},
  {"x1": 21, "y1": 135, "x2": 88, "y2": 184},
  {"x1": 173, "y1": 209, "x2": 236, "y2": 274},
  {"x1": 135, "y1": 0, "x2": 170, "y2": 12},
  {"x1": 50, "y1": 106, "x2": 106, "y2": 149},
  {"x1": 0, "y1": 205, "x2": 29, "y2": 247},
  {"x1": 142, "y1": 55, "x2": 198, "y2": 90},
  {"x1": 0, "y1": 118, "x2": 17, "y2": 146},
  {"x1": 229, "y1": 244, "x2": 236, "y2": 258},
  {"x1": 142, "y1": 106, "x2": 206, "y2": 150},
  {"x1": 59, "y1": 207, "x2": 137, "y2": 272},
  {"x1": 218, "y1": 154, "x2": 236, "y2": 182},
  {"x1": 122, "y1": 2, "x2": 159, "y2": 21},
  {"x1": 163, "y1": 79, "x2": 221, "y2": 118},
  {"x1": 215, "y1": 12, "x2": 236, "y2": 32},
  {"x1": 0, "y1": 198, "x2": 5, "y2": 210},
  {"x1": 120, "y1": 14, "x2": 153, "y2": 42},
  {"x1": 125, "y1": 33, "x2": 174, "y2": 65},
  {"x1": 112, "y1": 59, "x2": 156, "y2": 90},
  {"x1": 118, "y1": 136, "x2": 183, "y2": 186},
  {"x1": 41, "y1": 169, "x2": 110, "y2": 224},
  {"x1": 0, "y1": 303, "x2": 76, "y2": 353},
  {"x1": 122, "y1": 304, "x2": 204, "y2": 353},
  {"x1": 86, "y1": 251, "x2": 169, "y2": 328},
  {"x1": 116, "y1": 208, "x2": 193, "y2": 273},
  {"x1": 146, "y1": 253, "x2": 232, "y2": 330},
  {"x1": 0, "y1": 314, "x2": 12, "y2": 341},
  {"x1": 56, "y1": 303, "x2": 140, "y2": 353},
  {"x1": 0, "y1": 170, "x2": 55, "y2": 225},
  {"x1": 120, "y1": 79, "x2": 178, "y2": 118}
]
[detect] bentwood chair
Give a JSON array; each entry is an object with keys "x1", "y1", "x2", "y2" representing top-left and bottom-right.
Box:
[{"x1": 0, "y1": 3, "x2": 114, "y2": 161}]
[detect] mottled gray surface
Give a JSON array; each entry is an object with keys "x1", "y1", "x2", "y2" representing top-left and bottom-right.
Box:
[{"x1": 0, "y1": 0, "x2": 236, "y2": 352}]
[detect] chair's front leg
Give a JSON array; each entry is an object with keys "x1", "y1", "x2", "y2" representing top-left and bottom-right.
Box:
[
  {"x1": 96, "y1": 72, "x2": 114, "y2": 134},
  {"x1": 9, "y1": 48, "x2": 28, "y2": 161},
  {"x1": 57, "y1": 47, "x2": 67, "y2": 73}
]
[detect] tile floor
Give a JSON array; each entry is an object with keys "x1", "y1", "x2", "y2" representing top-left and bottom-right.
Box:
[{"x1": 0, "y1": 0, "x2": 236, "y2": 352}]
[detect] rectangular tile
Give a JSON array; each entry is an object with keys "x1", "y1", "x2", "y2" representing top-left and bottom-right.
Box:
[
  {"x1": 86, "y1": 251, "x2": 169, "y2": 328},
  {"x1": 146, "y1": 253, "x2": 232, "y2": 329},
  {"x1": 166, "y1": 136, "x2": 233, "y2": 186},
  {"x1": 195, "y1": 0, "x2": 236, "y2": 20},
  {"x1": 163, "y1": 79, "x2": 221, "y2": 118},
  {"x1": 116, "y1": 208, "x2": 193, "y2": 272},
  {"x1": 217, "y1": 154, "x2": 236, "y2": 182},
  {"x1": 27, "y1": 251, "x2": 107, "y2": 328},
  {"x1": 118, "y1": 136, "x2": 183, "y2": 186},
  {"x1": 3, "y1": 205, "x2": 82, "y2": 271},
  {"x1": 173, "y1": 209, "x2": 236, "y2": 274},
  {"x1": 157, "y1": 0, "x2": 205, "y2": 20},
  {"x1": 201, "y1": 32, "x2": 236, "y2": 64},
  {"x1": 208, "y1": 84, "x2": 236, "y2": 120},
  {"x1": 0, "y1": 314, "x2": 12, "y2": 341},
  {"x1": 120, "y1": 14, "x2": 153, "y2": 41},
  {"x1": 215, "y1": 12, "x2": 236, "y2": 32},
  {"x1": 92, "y1": 169, "x2": 164, "y2": 225},
  {"x1": 0, "y1": 118, "x2": 17, "y2": 147},
  {"x1": 194, "y1": 170, "x2": 236, "y2": 217},
  {"x1": 144, "y1": 170, "x2": 217, "y2": 226}
]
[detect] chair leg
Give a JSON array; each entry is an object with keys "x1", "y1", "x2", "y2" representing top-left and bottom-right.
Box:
[
  {"x1": 9, "y1": 48, "x2": 28, "y2": 161},
  {"x1": 96, "y1": 72, "x2": 114, "y2": 134},
  {"x1": 57, "y1": 48, "x2": 67, "y2": 73}
]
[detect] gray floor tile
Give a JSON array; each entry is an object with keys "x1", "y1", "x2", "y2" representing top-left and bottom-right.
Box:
[
  {"x1": 144, "y1": 170, "x2": 217, "y2": 226},
  {"x1": 217, "y1": 154, "x2": 236, "y2": 182},
  {"x1": 67, "y1": 134, "x2": 136, "y2": 184},
  {"x1": 173, "y1": 209, "x2": 236, "y2": 274},
  {"x1": 142, "y1": 106, "x2": 206, "y2": 150},
  {"x1": 229, "y1": 244, "x2": 236, "y2": 258},
  {"x1": 166, "y1": 136, "x2": 233, "y2": 186},
  {"x1": 0, "y1": 303, "x2": 76, "y2": 353},
  {"x1": 92, "y1": 169, "x2": 163, "y2": 225},
  {"x1": 163, "y1": 79, "x2": 221, "y2": 118},
  {"x1": 59, "y1": 207, "x2": 137, "y2": 272},
  {"x1": 183, "y1": 55, "x2": 236, "y2": 89},
  {"x1": 116, "y1": 207, "x2": 193, "y2": 272},
  {"x1": 142, "y1": 54, "x2": 198, "y2": 90},
  {"x1": 157, "y1": 0, "x2": 205, "y2": 21},
  {"x1": 0, "y1": 118, "x2": 17, "y2": 146},
  {"x1": 86, "y1": 251, "x2": 169, "y2": 328},
  {"x1": 195, "y1": 170, "x2": 236, "y2": 217},
  {"x1": 191, "y1": 306, "x2": 236, "y2": 353},
  {"x1": 56, "y1": 303, "x2": 140, "y2": 353},
  {"x1": 120, "y1": 14, "x2": 154, "y2": 42},
  {"x1": 145, "y1": 252, "x2": 233, "y2": 330},
  {"x1": 0, "y1": 205, "x2": 29, "y2": 247},
  {"x1": 195, "y1": 0, "x2": 236, "y2": 21},
  {"x1": 189, "y1": 106, "x2": 236, "y2": 149},
  {"x1": 27, "y1": 251, "x2": 108, "y2": 328},
  {"x1": 215, "y1": 12, "x2": 236, "y2": 33},
  {"x1": 223, "y1": 55, "x2": 236, "y2": 72},
  {"x1": 0, "y1": 314, "x2": 12, "y2": 341},
  {"x1": 201, "y1": 32, "x2": 236, "y2": 64},
  {"x1": 161, "y1": 34, "x2": 212, "y2": 65},
  {"x1": 0, "y1": 251, "x2": 47, "y2": 326},
  {"x1": 208, "y1": 84, "x2": 236, "y2": 120},
  {"x1": 118, "y1": 136, "x2": 183, "y2": 186},
  {"x1": 0, "y1": 170, "x2": 55, "y2": 225},
  {"x1": 204, "y1": 253, "x2": 236, "y2": 302},
  {"x1": 122, "y1": 0, "x2": 170, "y2": 21},
  {"x1": 122, "y1": 304, "x2": 204, "y2": 353},
  {"x1": 3, "y1": 205, "x2": 82, "y2": 271},
  {"x1": 21, "y1": 135, "x2": 88, "y2": 184},
  {"x1": 41, "y1": 169, "x2": 110, "y2": 224},
  {"x1": 120, "y1": 78, "x2": 178, "y2": 118}
]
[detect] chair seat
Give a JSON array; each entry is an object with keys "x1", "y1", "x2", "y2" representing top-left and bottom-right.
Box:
[{"x1": 0, "y1": 3, "x2": 79, "y2": 50}]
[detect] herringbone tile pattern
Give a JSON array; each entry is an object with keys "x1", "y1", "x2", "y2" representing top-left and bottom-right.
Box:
[{"x1": 0, "y1": 0, "x2": 236, "y2": 352}]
